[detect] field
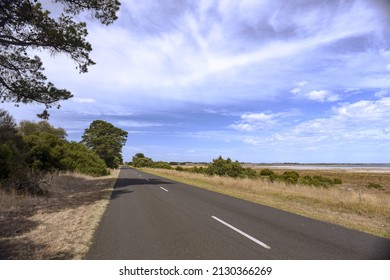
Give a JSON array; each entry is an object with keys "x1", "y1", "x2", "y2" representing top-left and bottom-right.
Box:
[
  {"x1": 0, "y1": 170, "x2": 119, "y2": 259},
  {"x1": 143, "y1": 167, "x2": 390, "y2": 238}
]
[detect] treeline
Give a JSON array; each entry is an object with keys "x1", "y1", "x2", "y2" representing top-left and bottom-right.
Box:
[
  {"x1": 130, "y1": 153, "x2": 342, "y2": 188},
  {"x1": 0, "y1": 109, "x2": 127, "y2": 194}
]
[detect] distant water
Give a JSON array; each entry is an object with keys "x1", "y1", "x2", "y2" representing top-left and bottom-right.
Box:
[{"x1": 262, "y1": 164, "x2": 390, "y2": 171}]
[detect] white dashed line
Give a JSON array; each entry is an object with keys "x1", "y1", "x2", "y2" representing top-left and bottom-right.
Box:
[
  {"x1": 211, "y1": 216, "x2": 271, "y2": 249},
  {"x1": 160, "y1": 187, "x2": 169, "y2": 192}
]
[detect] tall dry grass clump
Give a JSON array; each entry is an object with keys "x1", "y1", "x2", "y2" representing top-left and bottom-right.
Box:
[{"x1": 144, "y1": 168, "x2": 390, "y2": 238}]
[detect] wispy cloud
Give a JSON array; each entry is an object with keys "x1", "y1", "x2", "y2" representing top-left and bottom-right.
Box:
[{"x1": 3, "y1": 0, "x2": 390, "y2": 163}]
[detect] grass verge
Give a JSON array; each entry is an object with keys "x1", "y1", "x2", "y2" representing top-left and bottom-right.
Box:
[
  {"x1": 142, "y1": 168, "x2": 390, "y2": 239},
  {"x1": 0, "y1": 170, "x2": 119, "y2": 259}
]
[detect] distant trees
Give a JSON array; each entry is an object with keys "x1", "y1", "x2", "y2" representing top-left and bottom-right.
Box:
[
  {"x1": 131, "y1": 153, "x2": 156, "y2": 168},
  {"x1": 82, "y1": 120, "x2": 128, "y2": 168},
  {"x1": 130, "y1": 153, "x2": 173, "y2": 169}
]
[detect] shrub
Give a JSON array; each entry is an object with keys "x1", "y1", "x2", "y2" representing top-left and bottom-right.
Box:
[
  {"x1": 282, "y1": 171, "x2": 300, "y2": 184},
  {"x1": 175, "y1": 166, "x2": 184, "y2": 171},
  {"x1": 268, "y1": 171, "x2": 299, "y2": 184},
  {"x1": 206, "y1": 156, "x2": 243, "y2": 178},
  {"x1": 132, "y1": 157, "x2": 155, "y2": 168},
  {"x1": 155, "y1": 161, "x2": 173, "y2": 169},
  {"x1": 189, "y1": 166, "x2": 206, "y2": 174},
  {"x1": 61, "y1": 142, "x2": 109, "y2": 176},
  {"x1": 366, "y1": 183, "x2": 384, "y2": 190},
  {"x1": 241, "y1": 168, "x2": 258, "y2": 179},
  {"x1": 260, "y1": 169, "x2": 274, "y2": 176},
  {"x1": 299, "y1": 175, "x2": 342, "y2": 188},
  {"x1": 333, "y1": 178, "x2": 342, "y2": 184}
]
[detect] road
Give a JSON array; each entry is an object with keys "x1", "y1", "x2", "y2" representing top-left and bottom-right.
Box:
[{"x1": 86, "y1": 167, "x2": 390, "y2": 259}]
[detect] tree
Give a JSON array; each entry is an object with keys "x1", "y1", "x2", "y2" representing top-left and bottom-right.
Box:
[
  {"x1": 82, "y1": 120, "x2": 128, "y2": 168},
  {"x1": 0, "y1": 0, "x2": 120, "y2": 118},
  {"x1": 19, "y1": 120, "x2": 67, "y2": 139},
  {"x1": 0, "y1": 109, "x2": 27, "y2": 179}
]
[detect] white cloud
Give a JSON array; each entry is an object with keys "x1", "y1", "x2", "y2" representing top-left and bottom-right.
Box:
[
  {"x1": 334, "y1": 97, "x2": 390, "y2": 121},
  {"x1": 230, "y1": 112, "x2": 277, "y2": 131},
  {"x1": 72, "y1": 97, "x2": 96, "y2": 103},
  {"x1": 116, "y1": 121, "x2": 163, "y2": 128},
  {"x1": 290, "y1": 80, "x2": 308, "y2": 94},
  {"x1": 230, "y1": 111, "x2": 299, "y2": 132},
  {"x1": 290, "y1": 97, "x2": 390, "y2": 142},
  {"x1": 375, "y1": 89, "x2": 389, "y2": 98},
  {"x1": 305, "y1": 90, "x2": 340, "y2": 102},
  {"x1": 238, "y1": 97, "x2": 390, "y2": 154}
]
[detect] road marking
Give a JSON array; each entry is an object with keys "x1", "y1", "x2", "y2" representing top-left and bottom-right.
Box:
[
  {"x1": 160, "y1": 187, "x2": 169, "y2": 192},
  {"x1": 146, "y1": 179, "x2": 150, "y2": 182},
  {"x1": 211, "y1": 216, "x2": 271, "y2": 249}
]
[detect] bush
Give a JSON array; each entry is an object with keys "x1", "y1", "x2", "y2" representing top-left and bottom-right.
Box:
[
  {"x1": 260, "y1": 169, "x2": 274, "y2": 176},
  {"x1": 175, "y1": 166, "x2": 184, "y2": 171},
  {"x1": 299, "y1": 175, "x2": 342, "y2": 188},
  {"x1": 24, "y1": 132, "x2": 66, "y2": 172},
  {"x1": 282, "y1": 171, "x2": 300, "y2": 184},
  {"x1": 241, "y1": 168, "x2": 258, "y2": 179},
  {"x1": 189, "y1": 166, "x2": 206, "y2": 174},
  {"x1": 132, "y1": 157, "x2": 155, "y2": 168},
  {"x1": 333, "y1": 178, "x2": 342, "y2": 184},
  {"x1": 268, "y1": 171, "x2": 299, "y2": 184},
  {"x1": 366, "y1": 183, "x2": 384, "y2": 190},
  {"x1": 206, "y1": 156, "x2": 243, "y2": 178},
  {"x1": 61, "y1": 142, "x2": 109, "y2": 176},
  {"x1": 155, "y1": 161, "x2": 173, "y2": 169}
]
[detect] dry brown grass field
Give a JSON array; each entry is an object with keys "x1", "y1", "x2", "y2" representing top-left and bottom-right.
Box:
[
  {"x1": 143, "y1": 167, "x2": 390, "y2": 239},
  {"x1": 0, "y1": 170, "x2": 119, "y2": 260}
]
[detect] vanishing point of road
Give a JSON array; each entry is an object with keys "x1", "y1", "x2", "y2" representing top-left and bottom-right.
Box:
[{"x1": 86, "y1": 167, "x2": 390, "y2": 259}]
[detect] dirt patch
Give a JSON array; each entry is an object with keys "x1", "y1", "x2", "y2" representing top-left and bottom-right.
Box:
[{"x1": 0, "y1": 170, "x2": 119, "y2": 260}]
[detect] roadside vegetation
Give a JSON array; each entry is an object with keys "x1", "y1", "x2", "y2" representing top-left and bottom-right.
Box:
[
  {"x1": 0, "y1": 109, "x2": 126, "y2": 195},
  {"x1": 136, "y1": 156, "x2": 390, "y2": 238},
  {"x1": 0, "y1": 109, "x2": 125, "y2": 259},
  {"x1": 0, "y1": 170, "x2": 119, "y2": 259}
]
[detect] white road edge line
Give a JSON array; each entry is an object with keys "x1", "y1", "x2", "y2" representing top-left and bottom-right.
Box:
[
  {"x1": 211, "y1": 216, "x2": 271, "y2": 250},
  {"x1": 160, "y1": 187, "x2": 169, "y2": 192}
]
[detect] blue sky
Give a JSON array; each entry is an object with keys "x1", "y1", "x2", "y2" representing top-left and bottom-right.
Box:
[{"x1": 3, "y1": 0, "x2": 390, "y2": 163}]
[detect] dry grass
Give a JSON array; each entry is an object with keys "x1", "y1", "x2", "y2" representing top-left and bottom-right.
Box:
[
  {"x1": 143, "y1": 168, "x2": 390, "y2": 238},
  {"x1": 0, "y1": 169, "x2": 119, "y2": 259}
]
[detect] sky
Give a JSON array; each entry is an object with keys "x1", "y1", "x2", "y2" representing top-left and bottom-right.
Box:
[{"x1": 3, "y1": 0, "x2": 390, "y2": 163}]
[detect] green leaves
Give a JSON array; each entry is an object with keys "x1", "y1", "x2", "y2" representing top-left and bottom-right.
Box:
[
  {"x1": 82, "y1": 120, "x2": 128, "y2": 168},
  {"x1": 206, "y1": 156, "x2": 244, "y2": 178},
  {"x1": 0, "y1": 0, "x2": 120, "y2": 117}
]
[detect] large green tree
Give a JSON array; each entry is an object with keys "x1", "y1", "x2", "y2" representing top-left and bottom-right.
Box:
[
  {"x1": 0, "y1": 0, "x2": 120, "y2": 118},
  {"x1": 82, "y1": 120, "x2": 128, "y2": 168}
]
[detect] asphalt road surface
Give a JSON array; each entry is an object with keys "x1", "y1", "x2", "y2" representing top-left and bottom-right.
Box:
[{"x1": 86, "y1": 167, "x2": 390, "y2": 259}]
